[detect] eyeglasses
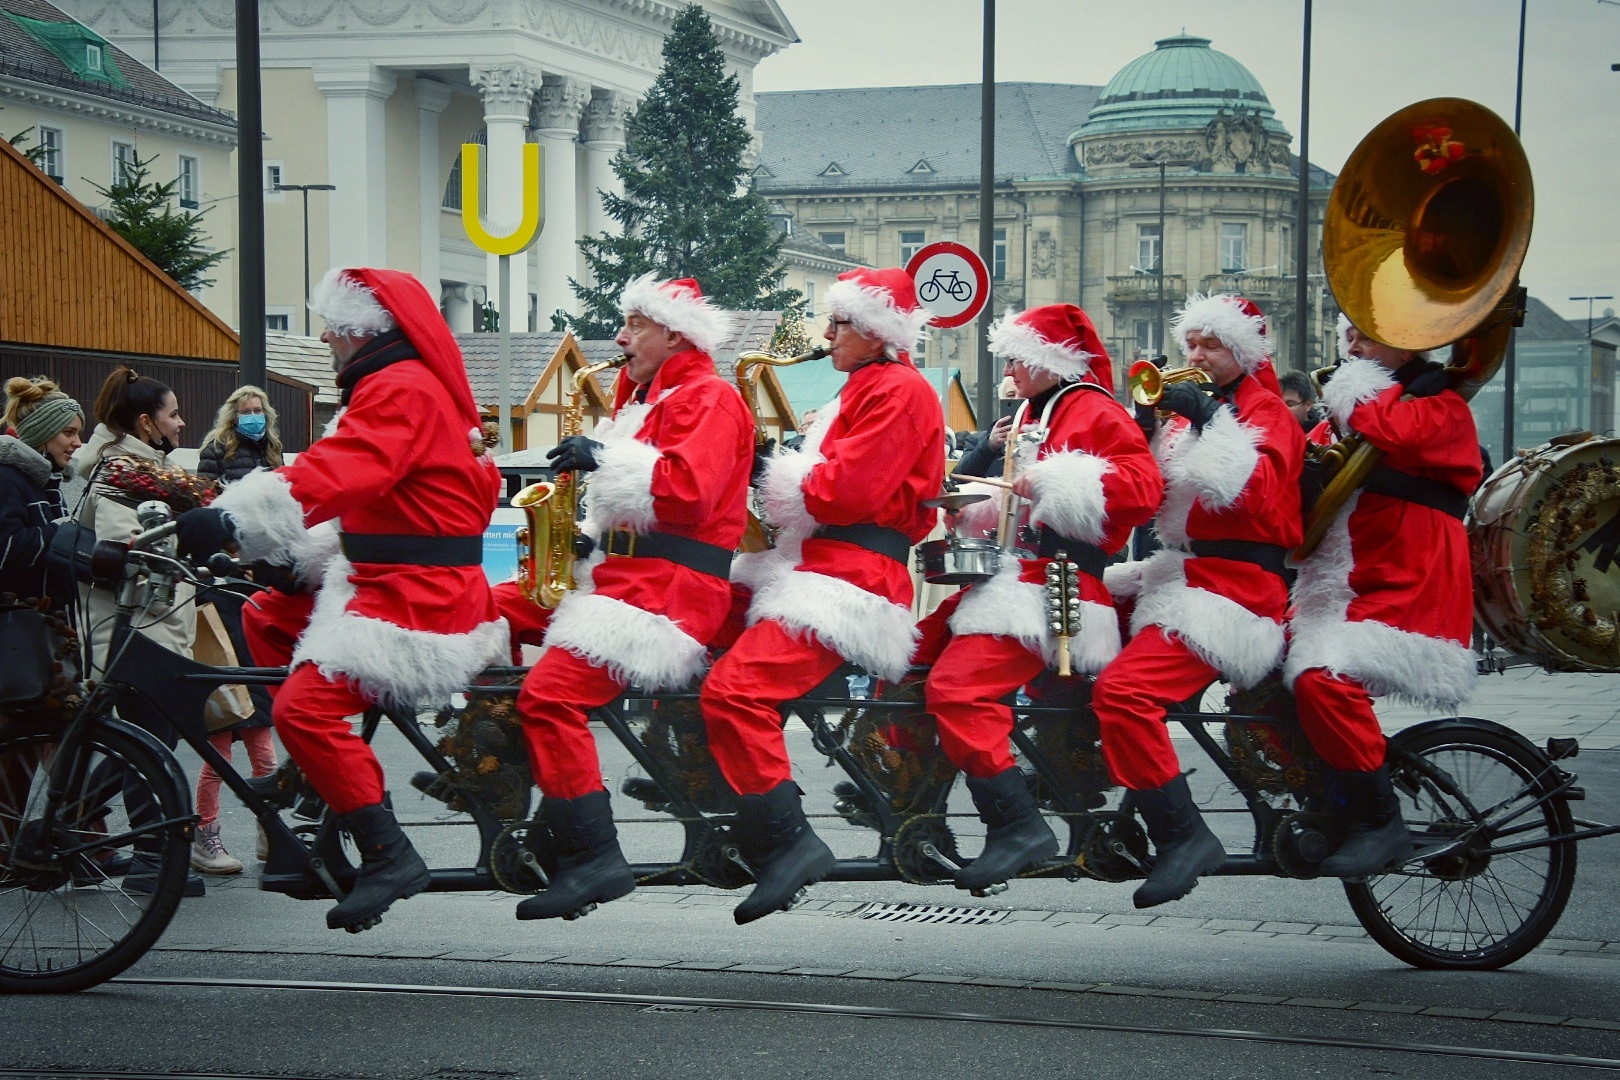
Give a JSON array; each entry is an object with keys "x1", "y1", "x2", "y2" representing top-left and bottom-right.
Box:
[{"x1": 827, "y1": 318, "x2": 853, "y2": 332}]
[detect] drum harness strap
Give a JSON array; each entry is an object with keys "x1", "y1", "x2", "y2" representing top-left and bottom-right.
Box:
[{"x1": 1007, "y1": 378, "x2": 1122, "y2": 582}]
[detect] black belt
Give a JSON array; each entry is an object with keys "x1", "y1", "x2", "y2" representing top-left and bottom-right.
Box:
[
  {"x1": 812, "y1": 523, "x2": 912, "y2": 564},
  {"x1": 1031, "y1": 529, "x2": 1109, "y2": 579},
  {"x1": 341, "y1": 532, "x2": 482, "y2": 567},
  {"x1": 1362, "y1": 464, "x2": 1470, "y2": 521},
  {"x1": 605, "y1": 529, "x2": 733, "y2": 580},
  {"x1": 1189, "y1": 539, "x2": 1290, "y2": 579}
]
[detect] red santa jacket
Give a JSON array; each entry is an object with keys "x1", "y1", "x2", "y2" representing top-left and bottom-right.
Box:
[
  {"x1": 1106, "y1": 372, "x2": 1305, "y2": 688},
  {"x1": 214, "y1": 358, "x2": 506, "y2": 707},
  {"x1": 948, "y1": 382, "x2": 1162, "y2": 675},
  {"x1": 543, "y1": 348, "x2": 752, "y2": 690},
  {"x1": 1285, "y1": 356, "x2": 1482, "y2": 706},
  {"x1": 746, "y1": 354, "x2": 945, "y2": 680}
]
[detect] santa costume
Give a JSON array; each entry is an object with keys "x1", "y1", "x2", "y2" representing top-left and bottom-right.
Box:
[
  {"x1": 700, "y1": 265, "x2": 945, "y2": 923},
  {"x1": 920, "y1": 304, "x2": 1162, "y2": 890},
  {"x1": 1091, "y1": 293, "x2": 1304, "y2": 908}
]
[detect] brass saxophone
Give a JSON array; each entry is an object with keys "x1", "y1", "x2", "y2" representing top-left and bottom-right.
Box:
[
  {"x1": 734, "y1": 346, "x2": 829, "y2": 552},
  {"x1": 512, "y1": 354, "x2": 628, "y2": 607}
]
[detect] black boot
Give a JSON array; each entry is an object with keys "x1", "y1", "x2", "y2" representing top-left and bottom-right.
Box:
[
  {"x1": 324, "y1": 803, "x2": 432, "y2": 931},
  {"x1": 515, "y1": 790, "x2": 634, "y2": 920},
  {"x1": 1127, "y1": 774, "x2": 1225, "y2": 909},
  {"x1": 1319, "y1": 765, "x2": 1412, "y2": 879},
  {"x1": 732, "y1": 782, "x2": 835, "y2": 925},
  {"x1": 955, "y1": 768, "x2": 1057, "y2": 892}
]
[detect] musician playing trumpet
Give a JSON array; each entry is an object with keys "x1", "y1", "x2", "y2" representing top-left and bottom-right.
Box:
[
  {"x1": 921, "y1": 304, "x2": 1161, "y2": 892},
  {"x1": 1093, "y1": 294, "x2": 1304, "y2": 908},
  {"x1": 512, "y1": 274, "x2": 753, "y2": 921}
]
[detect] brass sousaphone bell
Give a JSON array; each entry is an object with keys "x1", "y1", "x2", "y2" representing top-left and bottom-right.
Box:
[{"x1": 1298, "y1": 97, "x2": 1533, "y2": 557}]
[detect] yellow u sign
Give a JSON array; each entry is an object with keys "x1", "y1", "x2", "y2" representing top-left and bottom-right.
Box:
[{"x1": 460, "y1": 142, "x2": 544, "y2": 256}]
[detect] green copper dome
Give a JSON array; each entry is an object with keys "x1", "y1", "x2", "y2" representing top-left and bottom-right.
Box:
[{"x1": 1078, "y1": 34, "x2": 1287, "y2": 137}]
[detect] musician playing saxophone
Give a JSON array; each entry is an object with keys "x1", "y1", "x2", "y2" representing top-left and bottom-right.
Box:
[
  {"x1": 512, "y1": 274, "x2": 752, "y2": 922},
  {"x1": 1284, "y1": 315, "x2": 1482, "y2": 878},
  {"x1": 919, "y1": 304, "x2": 1161, "y2": 892}
]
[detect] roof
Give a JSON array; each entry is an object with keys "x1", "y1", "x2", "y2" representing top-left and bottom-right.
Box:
[
  {"x1": 1518, "y1": 296, "x2": 1585, "y2": 341},
  {"x1": 0, "y1": 0, "x2": 235, "y2": 131},
  {"x1": 1080, "y1": 33, "x2": 1286, "y2": 137},
  {"x1": 456, "y1": 331, "x2": 575, "y2": 406},
  {"x1": 780, "y1": 228, "x2": 865, "y2": 268},
  {"x1": 755, "y1": 82, "x2": 1101, "y2": 192},
  {"x1": 265, "y1": 333, "x2": 340, "y2": 406},
  {"x1": 771, "y1": 356, "x2": 846, "y2": 421}
]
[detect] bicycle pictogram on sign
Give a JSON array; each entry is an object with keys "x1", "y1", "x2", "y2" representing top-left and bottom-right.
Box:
[{"x1": 904, "y1": 241, "x2": 989, "y2": 329}]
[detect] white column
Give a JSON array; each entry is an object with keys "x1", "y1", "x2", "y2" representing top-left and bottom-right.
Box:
[
  {"x1": 441, "y1": 284, "x2": 472, "y2": 333},
  {"x1": 470, "y1": 61, "x2": 542, "y2": 334},
  {"x1": 414, "y1": 80, "x2": 454, "y2": 297},
  {"x1": 534, "y1": 77, "x2": 589, "y2": 323},
  {"x1": 581, "y1": 89, "x2": 634, "y2": 286},
  {"x1": 313, "y1": 64, "x2": 396, "y2": 270}
]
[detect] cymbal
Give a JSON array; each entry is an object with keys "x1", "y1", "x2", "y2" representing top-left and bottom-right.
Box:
[{"x1": 922, "y1": 492, "x2": 992, "y2": 510}]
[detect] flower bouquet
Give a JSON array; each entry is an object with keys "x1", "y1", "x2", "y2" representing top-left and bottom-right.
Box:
[{"x1": 98, "y1": 456, "x2": 220, "y2": 513}]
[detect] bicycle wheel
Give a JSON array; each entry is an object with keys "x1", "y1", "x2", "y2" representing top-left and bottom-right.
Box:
[
  {"x1": 0, "y1": 718, "x2": 190, "y2": 993},
  {"x1": 918, "y1": 279, "x2": 941, "y2": 304},
  {"x1": 1344, "y1": 720, "x2": 1577, "y2": 970}
]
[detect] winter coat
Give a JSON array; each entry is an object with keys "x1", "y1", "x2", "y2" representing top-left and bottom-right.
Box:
[
  {"x1": 0, "y1": 435, "x2": 72, "y2": 611},
  {"x1": 197, "y1": 433, "x2": 275, "y2": 484}
]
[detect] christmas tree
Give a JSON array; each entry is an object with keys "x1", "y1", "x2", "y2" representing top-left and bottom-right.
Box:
[
  {"x1": 570, "y1": 4, "x2": 799, "y2": 338},
  {"x1": 91, "y1": 151, "x2": 227, "y2": 291}
]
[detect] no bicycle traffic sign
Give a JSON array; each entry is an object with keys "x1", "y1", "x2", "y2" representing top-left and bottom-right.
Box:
[{"x1": 905, "y1": 241, "x2": 990, "y2": 329}]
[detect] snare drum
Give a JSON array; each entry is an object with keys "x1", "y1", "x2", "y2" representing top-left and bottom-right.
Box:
[
  {"x1": 915, "y1": 537, "x2": 1001, "y2": 585},
  {"x1": 1469, "y1": 433, "x2": 1620, "y2": 671}
]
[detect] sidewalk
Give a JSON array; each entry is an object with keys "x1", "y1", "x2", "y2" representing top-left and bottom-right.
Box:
[{"x1": 1372, "y1": 666, "x2": 1620, "y2": 750}]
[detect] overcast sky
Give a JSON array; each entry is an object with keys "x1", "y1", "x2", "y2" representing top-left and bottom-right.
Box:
[{"x1": 754, "y1": 0, "x2": 1620, "y2": 326}]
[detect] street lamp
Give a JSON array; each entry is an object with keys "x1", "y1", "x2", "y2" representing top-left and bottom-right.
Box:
[
  {"x1": 275, "y1": 182, "x2": 336, "y2": 336},
  {"x1": 1129, "y1": 159, "x2": 1197, "y2": 358},
  {"x1": 1571, "y1": 295, "x2": 1614, "y2": 344}
]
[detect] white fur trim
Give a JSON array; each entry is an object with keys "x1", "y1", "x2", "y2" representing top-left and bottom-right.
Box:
[
  {"x1": 826, "y1": 279, "x2": 931, "y2": 354},
  {"x1": 1173, "y1": 293, "x2": 1268, "y2": 372},
  {"x1": 1163, "y1": 406, "x2": 1262, "y2": 511},
  {"x1": 1024, "y1": 449, "x2": 1112, "y2": 544},
  {"x1": 290, "y1": 520, "x2": 341, "y2": 589},
  {"x1": 759, "y1": 396, "x2": 839, "y2": 546},
  {"x1": 1336, "y1": 313, "x2": 1354, "y2": 363},
  {"x1": 543, "y1": 590, "x2": 708, "y2": 690},
  {"x1": 619, "y1": 272, "x2": 732, "y2": 355},
  {"x1": 1321, "y1": 356, "x2": 1396, "y2": 431},
  {"x1": 988, "y1": 311, "x2": 1092, "y2": 383},
  {"x1": 730, "y1": 549, "x2": 788, "y2": 592},
  {"x1": 1103, "y1": 560, "x2": 1144, "y2": 600},
  {"x1": 584, "y1": 437, "x2": 661, "y2": 532},
  {"x1": 294, "y1": 553, "x2": 509, "y2": 708},
  {"x1": 749, "y1": 569, "x2": 918, "y2": 681},
  {"x1": 310, "y1": 269, "x2": 395, "y2": 338},
  {"x1": 319, "y1": 407, "x2": 347, "y2": 441},
  {"x1": 1131, "y1": 549, "x2": 1285, "y2": 688},
  {"x1": 948, "y1": 561, "x2": 1121, "y2": 673},
  {"x1": 1284, "y1": 492, "x2": 1476, "y2": 706},
  {"x1": 213, "y1": 469, "x2": 308, "y2": 562}
]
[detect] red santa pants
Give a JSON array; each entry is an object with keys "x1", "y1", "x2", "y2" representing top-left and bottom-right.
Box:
[
  {"x1": 516, "y1": 647, "x2": 625, "y2": 800},
  {"x1": 1291, "y1": 667, "x2": 1388, "y2": 772},
  {"x1": 240, "y1": 589, "x2": 316, "y2": 684},
  {"x1": 924, "y1": 633, "x2": 1046, "y2": 779},
  {"x1": 491, "y1": 580, "x2": 551, "y2": 659},
  {"x1": 1090, "y1": 625, "x2": 1215, "y2": 790},
  {"x1": 700, "y1": 619, "x2": 846, "y2": 797},
  {"x1": 271, "y1": 663, "x2": 384, "y2": 816}
]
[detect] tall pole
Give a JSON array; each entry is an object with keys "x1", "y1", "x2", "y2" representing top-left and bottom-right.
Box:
[
  {"x1": 1295, "y1": 0, "x2": 1312, "y2": 373},
  {"x1": 1156, "y1": 161, "x2": 1167, "y2": 355},
  {"x1": 301, "y1": 189, "x2": 311, "y2": 337},
  {"x1": 236, "y1": 0, "x2": 266, "y2": 388},
  {"x1": 1502, "y1": 0, "x2": 1528, "y2": 463},
  {"x1": 975, "y1": 0, "x2": 996, "y2": 426},
  {"x1": 151, "y1": 0, "x2": 159, "y2": 69}
]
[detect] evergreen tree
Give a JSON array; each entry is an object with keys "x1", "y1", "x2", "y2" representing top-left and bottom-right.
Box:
[
  {"x1": 570, "y1": 4, "x2": 799, "y2": 339},
  {"x1": 91, "y1": 151, "x2": 227, "y2": 291}
]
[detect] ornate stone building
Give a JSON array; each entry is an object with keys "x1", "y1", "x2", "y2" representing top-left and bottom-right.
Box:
[
  {"x1": 757, "y1": 33, "x2": 1339, "y2": 395},
  {"x1": 60, "y1": 0, "x2": 796, "y2": 333}
]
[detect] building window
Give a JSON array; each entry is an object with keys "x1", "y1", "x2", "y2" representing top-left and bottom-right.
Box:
[
  {"x1": 37, "y1": 126, "x2": 63, "y2": 182},
  {"x1": 818, "y1": 230, "x2": 845, "y2": 253},
  {"x1": 1220, "y1": 222, "x2": 1248, "y2": 273},
  {"x1": 265, "y1": 313, "x2": 291, "y2": 332},
  {"x1": 1280, "y1": 224, "x2": 1293, "y2": 276},
  {"x1": 264, "y1": 160, "x2": 285, "y2": 202},
  {"x1": 177, "y1": 155, "x2": 199, "y2": 208},
  {"x1": 111, "y1": 139, "x2": 136, "y2": 185},
  {"x1": 1134, "y1": 319, "x2": 1162, "y2": 356},
  {"x1": 85, "y1": 43, "x2": 103, "y2": 73},
  {"x1": 1137, "y1": 223, "x2": 1161, "y2": 273},
  {"x1": 899, "y1": 230, "x2": 926, "y2": 266},
  {"x1": 803, "y1": 279, "x2": 817, "y2": 318},
  {"x1": 992, "y1": 228, "x2": 1007, "y2": 281},
  {"x1": 442, "y1": 154, "x2": 461, "y2": 210}
]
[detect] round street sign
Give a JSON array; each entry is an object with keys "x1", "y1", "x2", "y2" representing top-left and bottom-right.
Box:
[{"x1": 905, "y1": 241, "x2": 990, "y2": 329}]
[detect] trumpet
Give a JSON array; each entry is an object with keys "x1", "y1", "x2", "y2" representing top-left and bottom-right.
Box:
[
  {"x1": 735, "y1": 346, "x2": 831, "y2": 552},
  {"x1": 1126, "y1": 359, "x2": 1212, "y2": 416},
  {"x1": 512, "y1": 354, "x2": 628, "y2": 608}
]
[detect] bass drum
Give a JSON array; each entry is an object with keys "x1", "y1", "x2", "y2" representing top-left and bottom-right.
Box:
[{"x1": 1469, "y1": 432, "x2": 1620, "y2": 671}]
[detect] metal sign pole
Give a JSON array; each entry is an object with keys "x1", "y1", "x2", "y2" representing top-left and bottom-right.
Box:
[{"x1": 498, "y1": 253, "x2": 512, "y2": 456}]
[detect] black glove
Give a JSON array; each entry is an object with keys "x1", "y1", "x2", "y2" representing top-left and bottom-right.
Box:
[
  {"x1": 1405, "y1": 367, "x2": 1453, "y2": 398},
  {"x1": 244, "y1": 559, "x2": 302, "y2": 594},
  {"x1": 1159, "y1": 382, "x2": 1222, "y2": 430},
  {"x1": 1132, "y1": 401, "x2": 1158, "y2": 440},
  {"x1": 573, "y1": 534, "x2": 596, "y2": 561},
  {"x1": 547, "y1": 435, "x2": 603, "y2": 473},
  {"x1": 752, "y1": 438, "x2": 777, "y2": 485},
  {"x1": 175, "y1": 507, "x2": 236, "y2": 562}
]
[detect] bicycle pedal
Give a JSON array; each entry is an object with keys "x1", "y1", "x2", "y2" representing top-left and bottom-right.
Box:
[
  {"x1": 786, "y1": 886, "x2": 809, "y2": 911},
  {"x1": 971, "y1": 881, "x2": 1010, "y2": 898},
  {"x1": 562, "y1": 902, "x2": 598, "y2": 922}
]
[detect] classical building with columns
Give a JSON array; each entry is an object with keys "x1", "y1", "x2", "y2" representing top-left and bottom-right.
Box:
[{"x1": 60, "y1": 0, "x2": 796, "y2": 333}]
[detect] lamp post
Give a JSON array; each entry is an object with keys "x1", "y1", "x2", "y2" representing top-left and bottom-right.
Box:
[
  {"x1": 275, "y1": 183, "x2": 336, "y2": 336},
  {"x1": 1129, "y1": 159, "x2": 1197, "y2": 357}
]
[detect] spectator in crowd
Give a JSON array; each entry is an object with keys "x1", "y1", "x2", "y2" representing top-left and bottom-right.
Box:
[
  {"x1": 0, "y1": 376, "x2": 84, "y2": 611},
  {"x1": 1279, "y1": 369, "x2": 1324, "y2": 432},
  {"x1": 198, "y1": 386, "x2": 283, "y2": 484}
]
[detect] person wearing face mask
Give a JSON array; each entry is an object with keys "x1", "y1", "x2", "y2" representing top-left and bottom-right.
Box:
[
  {"x1": 0, "y1": 376, "x2": 85, "y2": 612},
  {"x1": 198, "y1": 386, "x2": 284, "y2": 484}
]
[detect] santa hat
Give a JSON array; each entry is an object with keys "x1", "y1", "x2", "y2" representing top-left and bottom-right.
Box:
[
  {"x1": 619, "y1": 273, "x2": 732, "y2": 355},
  {"x1": 1172, "y1": 293, "x2": 1269, "y2": 373},
  {"x1": 988, "y1": 304, "x2": 1113, "y2": 388},
  {"x1": 311, "y1": 268, "x2": 397, "y2": 338},
  {"x1": 825, "y1": 266, "x2": 932, "y2": 358}
]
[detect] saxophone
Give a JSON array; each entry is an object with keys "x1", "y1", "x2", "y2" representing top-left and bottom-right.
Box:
[
  {"x1": 734, "y1": 346, "x2": 830, "y2": 552},
  {"x1": 512, "y1": 355, "x2": 628, "y2": 607}
]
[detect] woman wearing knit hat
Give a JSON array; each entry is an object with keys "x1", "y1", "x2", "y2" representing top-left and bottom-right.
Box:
[{"x1": 0, "y1": 376, "x2": 84, "y2": 611}]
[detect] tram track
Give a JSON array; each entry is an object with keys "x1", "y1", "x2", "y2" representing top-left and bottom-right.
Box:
[{"x1": 85, "y1": 974, "x2": 1620, "y2": 1073}]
